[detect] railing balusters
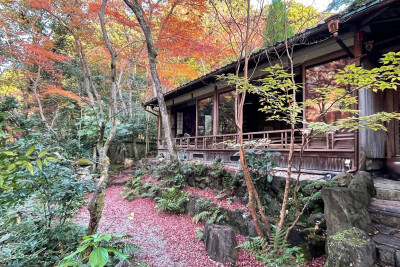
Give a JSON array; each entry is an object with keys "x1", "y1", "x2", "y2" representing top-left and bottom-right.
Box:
[{"x1": 158, "y1": 130, "x2": 354, "y2": 153}]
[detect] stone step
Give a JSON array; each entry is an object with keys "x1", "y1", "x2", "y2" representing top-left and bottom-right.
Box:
[
  {"x1": 372, "y1": 224, "x2": 400, "y2": 267},
  {"x1": 374, "y1": 178, "x2": 400, "y2": 201},
  {"x1": 369, "y1": 198, "x2": 400, "y2": 229},
  {"x1": 122, "y1": 168, "x2": 137, "y2": 176}
]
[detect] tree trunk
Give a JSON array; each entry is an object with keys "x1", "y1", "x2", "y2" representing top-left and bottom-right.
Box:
[
  {"x1": 92, "y1": 145, "x2": 97, "y2": 172},
  {"x1": 31, "y1": 67, "x2": 54, "y2": 133},
  {"x1": 117, "y1": 67, "x2": 128, "y2": 115},
  {"x1": 132, "y1": 136, "x2": 139, "y2": 159},
  {"x1": 234, "y1": 0, "x2": 271, "y2": 238},
  {"x1": 87, "y1": 150, "x2": 109, "y2": 235},
  {"x1": 123, "y1": 0, "x2": 177, "y2": 160},
  {"x1": 86, "y1": 0, "x2": 119, "y2": 235}
]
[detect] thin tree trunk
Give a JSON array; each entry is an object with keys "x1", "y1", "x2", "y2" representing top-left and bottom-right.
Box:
[
  {"x1": 278, "y1": 33, "x2": 297, "y2": 230},
  {"x1": 132, "y1": 137, "x2": 139, "y2": 159},
  {"x1": 31, "y1": 67, "x2": 54, "y2": 133},
  {"x1": 123, "y1": 0, "x2": 177, "y2": 160},
  {"x1": 235, "y1": 0, "x2": 271, "y2": 238},
  {"x1": 87, "y1": 0, "x2": 119, "y2": 235},
  {"x1": 128, "y1": 63, "x2": 135, "y2": 118},
  {"x1": 117, "y1": 66, "x2": 128, "y2": 115},
  {"x1": 200, "y1": 58, "x2": 206, "y2": 75},
  {"x1": 87, "y1": 147, "x2": 108, "y2": 235},
  {"x1": 92, "y1": 145, "x2": 97, "y2": 172}
]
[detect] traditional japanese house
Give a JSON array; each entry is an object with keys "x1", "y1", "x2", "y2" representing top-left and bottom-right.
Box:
[{"x1": 144, "y1": 0, "x2": 400, "y2": 173}]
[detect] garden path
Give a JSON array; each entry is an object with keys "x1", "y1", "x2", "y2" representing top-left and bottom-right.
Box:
[{"x1": 74, "y1": 174, "x2": 263, "y2": 267}]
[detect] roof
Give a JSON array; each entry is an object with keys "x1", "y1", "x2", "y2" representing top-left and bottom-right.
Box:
[{"x1": 144, "y1": 0, "x2": 397, "y2": 107}]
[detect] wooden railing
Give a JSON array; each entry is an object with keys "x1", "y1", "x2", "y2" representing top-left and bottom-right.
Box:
[{"x1": 157, "y1": 129, "x2": 355, "y2": 152}]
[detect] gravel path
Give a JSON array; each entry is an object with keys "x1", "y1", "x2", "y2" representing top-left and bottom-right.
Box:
[{"x1": 75, "y1": 183, "x2": 263, "y2": 267}]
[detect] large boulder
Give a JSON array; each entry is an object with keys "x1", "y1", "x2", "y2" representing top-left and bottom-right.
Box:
[
  {"x1": 203, "y1": 223, "x2": 238, "y2": 263},
  {"x1": 321, "y1": 187, "x2": 372, "y2": 235},
  {"x1": 351, "y1": 171, "x2": 376, "y2": 198},
  {"x1": 325, "y1": 228, "x2": 376, "y2": 267}
]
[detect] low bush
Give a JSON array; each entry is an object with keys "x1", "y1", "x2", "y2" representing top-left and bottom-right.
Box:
[
  {"x1": 196, "y1": 200, "x2": 225, "y2": 224},
  {"x1": 155, "y1": 186, "x2": 188, "y2": 213},
  {"x1": 59, "y1": 233, "x2": 141, "y2": 267},
  {"x1": 122, "y1": 177, "x2": 145, "y2": 201},
  {"x1": 0, "y1": 218, "x2": 86, "y2": 266},
  {"x1": 238, "y1": 225, "x2": 304, "y2": 267}
]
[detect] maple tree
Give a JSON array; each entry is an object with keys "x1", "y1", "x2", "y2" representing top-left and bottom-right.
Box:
[
  {"x1": 0, "y1": 2, "x2": 72, "y2": 132},
  {"x1": 210, "y1": 0, "x2": 272, "y2": 238}
]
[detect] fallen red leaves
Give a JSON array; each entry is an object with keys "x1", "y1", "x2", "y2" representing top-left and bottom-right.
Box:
[
  {"x1": 182, "y1": 186, "x2": 248, "y2": 211},
  {"x1": 75, "y1": 185, "x2": 262, "y2": 267},
  {"x1": 306, "y1": 256, "x2": 326, "y2": 267}
]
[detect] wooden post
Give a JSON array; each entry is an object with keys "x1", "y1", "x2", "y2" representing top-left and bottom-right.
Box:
[
  {"x1": 195, "y1": 99, "x2": 198, "y2": 137},
  {"x1": 354, "y1": 32, "x2": 363, "y2": 169},
  {"x1": 213, "y1": 85, "x2": 218, "y2": 136}
]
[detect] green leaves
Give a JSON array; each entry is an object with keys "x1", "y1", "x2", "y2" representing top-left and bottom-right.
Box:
[
  {"x1": 36, "y1": 159, "x2": 42, "y2": 170},
  {"x1": 155, "y1": 186, "x2": 188, "y2": 213},
  {"x1": 0, "y1": 141, "x2": 60, "y2": 191},
  {"x1": 89, "y1": 247, "x2": 109, "y2": 267},
  {"x1": 25, "y1": 162, "x2": 34, "y2": 175},
  {"x1": 60, "y1": 233, "x2": 131, "y2": 267},
  {"x1": 25, "y1": 144, "x2": 36, "y2": 156}
]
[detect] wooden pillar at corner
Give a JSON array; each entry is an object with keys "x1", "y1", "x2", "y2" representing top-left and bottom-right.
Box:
[
  {"x1": 213, "y1": 85, "x2": 218, "y2": 136},
  {"x1": 354, "y1": 32, "x2": 363, "y2": 170}
]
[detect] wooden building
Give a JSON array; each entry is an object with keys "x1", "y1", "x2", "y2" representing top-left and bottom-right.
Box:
[{"x1": 144, "y1": 0, "x2": 400, "y2": 173}]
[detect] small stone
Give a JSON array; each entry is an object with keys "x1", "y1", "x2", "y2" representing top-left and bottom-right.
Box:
[
  {"x1": 308, "y1": 212, "x2": 324, "y2": 225},
  {"x1": 241, "y1": 196, "x2": 249, "y2": 205},
  {"x1": 247, "y1": 221, "x2": 258, "y2": 237}
]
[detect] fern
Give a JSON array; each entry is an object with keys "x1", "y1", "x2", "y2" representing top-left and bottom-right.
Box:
[
  {"x1": 208, "y1": 208, "x2": 224, "y2": 224},
  {"x1": 125, "y1": 177, "x2": 143, "y2": 189},
  {"x1": 238, "y1": 225, "x2": 304, "y2": 267},
  {"x1": 155, "y1": 186, "x2": 188, "y2": 213},
  {"x1": 193, "y1": 210, "x2": 212, "y2": 223},
  {"x1": 195, "y1": 227, "x2": 204, "y2": 241},
  {"x1": 193, "y1": 201, "x2": 225, "y2": 224},
  {"x1": 122, "y1": 187, "x2": 140, "y2": 201}
]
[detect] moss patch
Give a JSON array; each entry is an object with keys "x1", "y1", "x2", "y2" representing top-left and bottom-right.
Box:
[
  {"x1": 76, "y1": 158, "x2": 92, "y2": 166},
  {"x1": 330, "y1": 228, "x2": 367, "y2": 247}
]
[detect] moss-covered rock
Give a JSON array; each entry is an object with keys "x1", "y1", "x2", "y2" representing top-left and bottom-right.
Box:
[
  {"x1": 76, "y1": 158, "x2": 92, "y2": 166},
  {"x1": 325, "y1": 227, "x2": 376, "y2": 267},
  {"x1": 321, "y1": 187, "x2": 372, "y2": 235}
]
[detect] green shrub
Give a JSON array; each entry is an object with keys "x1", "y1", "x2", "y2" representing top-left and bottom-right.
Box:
[
  {"x1": 238, "y1": 225, "x2": 304, "y2": 267},
  {"x1": 0, "y1": 220, "x2": 86, "y2": 266},
  {"x1": 153, "y1": 160, "x2": 181, "y2": 180},
  {"x1": 140, "y1": 182, "x2": 161, "y2": 198},
  {"x1": 135, "y1": 168, "x2": 147, "y2": 178},
  {"x1": 59, "y1": 233, "x2": 137, "y2": 267},
  {"x1": 193, "y1": 199, "x2": 225, "y2": 224},
  {"x1": 122, "y1": 177, "x2": 144, "y2": 201},
  {"x1": 155, "y1": 186, "x2": 188, "y2": 213}
]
